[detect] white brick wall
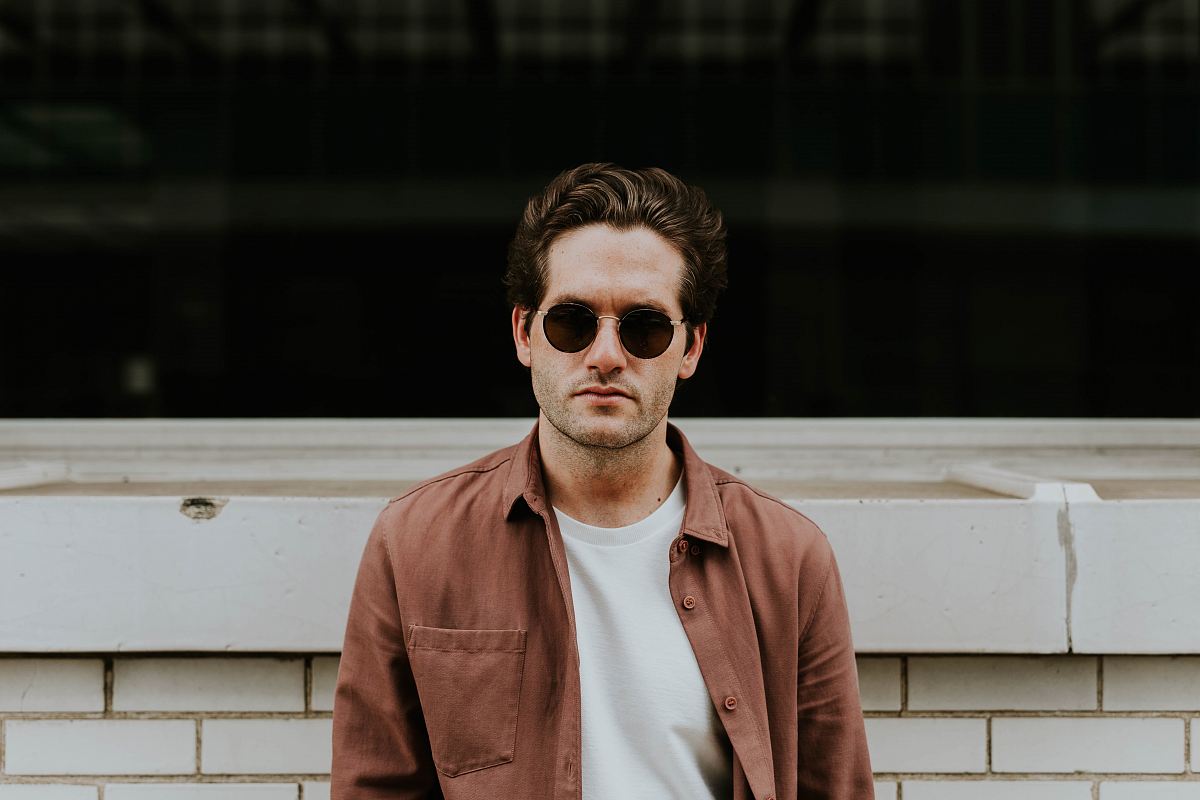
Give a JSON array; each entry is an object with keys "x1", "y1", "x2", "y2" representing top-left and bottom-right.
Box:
[
  {"x1": 310, "y1": 657, "x2": 338, "y2": 712},
  {"x1": 872, "y1": 780, "x2": 897, "y2": 799},
  {"x1": 0, "y1": 659, "x2": 104, "y2": 712},
  {"x1": 907, "y1": 655, "x2": 1097, "y2": 710},
  {"x1": 201, "y1": 719, "x2": 332, "y2": 774},
  {"x1": 1103, "y1": 656, "x2": 1200, "y2": 710},
  {"x1": 0, "y1": 655, "x2": 1197, "y2": 795},
  {"x1": 904, "y1": 781, "x2": 1093, "y2": 800},
  {"x1": 105, "y1": 786, "x2": 298, "y2": 799},
  {"x1": 864, "y1": 718, "x2": 988, "y2": 773},
  {"x1": 856, "y1": 657, "x2": 901, "y2": 711},
  {"x1": 992, "y1": 718, "x2": 1184, "y2": 773},
  {"x1": 0, "y1": 789, "x2": 98, "y2": 800},
  {"x1": 302, "y1": 783, "x2": 331, "y2": 800},
  {"x1": 1100, "y1": 784, "x2": 1200, "y2": 799},
  {"x1": 6, "y1": 720, "x2": 197, "y2": 774},
  {"x1": 113, "y1": 658, "x2": 305, "y2": 712}
]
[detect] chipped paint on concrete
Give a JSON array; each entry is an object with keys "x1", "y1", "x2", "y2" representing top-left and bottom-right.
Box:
[{"x1": 180, "y1": 497, "x2": 229, "y2": 520}]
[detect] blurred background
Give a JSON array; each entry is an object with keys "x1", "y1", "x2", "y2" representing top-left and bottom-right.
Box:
[{"x1": 0, "y1": 0, "x2": 1196, "y2": 419}]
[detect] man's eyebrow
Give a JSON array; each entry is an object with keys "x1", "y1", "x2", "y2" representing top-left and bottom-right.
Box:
[{"x1": 550, "y1": 295, "x2": 675, "y2": 316}]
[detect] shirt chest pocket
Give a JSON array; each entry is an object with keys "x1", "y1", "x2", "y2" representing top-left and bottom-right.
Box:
[{"x1": 406, "y1": 625, "x2": 528, "y2": 778}]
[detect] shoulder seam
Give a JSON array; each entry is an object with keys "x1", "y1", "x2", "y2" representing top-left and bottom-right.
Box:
[{"x1": 387, "y1": 457, "x2": 512, "y2": 505}]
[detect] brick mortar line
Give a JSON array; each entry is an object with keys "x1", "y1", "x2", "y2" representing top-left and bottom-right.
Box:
[
  {"x1": 0, "y1": 777, "x2": 331, "y2": 783},
  {"x1": 870, "y1": 774, "x2": 1200, "y2": 781},
  {"x1": 0, "y1": 713, "x2": 334, "y2": 719},
  {"x1": 0, "y1": 655, "x2": 333, "y2": 659},
  {"x1": 0, "y1": 774, "x2": 1194, "y2": 784},
  {"x1": 1186, "y1": 715, "x2": 1193, "y2": 775},
  {"x1": 304, "y1": 657, "x2": 313, "y2": 715},
  {"x1": 0, "y1": 711, "x2": 1181, "y2": 719},
  {"x1": 864, "y1": 711, "x2": 1197, "y2": 718},
  {"x1": 985, "y1": 716, "x2": 992, "y2": 772}
]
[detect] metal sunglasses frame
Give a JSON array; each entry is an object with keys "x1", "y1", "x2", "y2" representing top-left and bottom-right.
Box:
[{"x1": 531, "y1": 302, "x2": 686, "y2": 358}]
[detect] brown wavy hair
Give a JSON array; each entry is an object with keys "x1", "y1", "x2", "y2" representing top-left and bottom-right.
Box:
[{"x1": 504, "y1": 162, "x2": 728, "y2": 352}]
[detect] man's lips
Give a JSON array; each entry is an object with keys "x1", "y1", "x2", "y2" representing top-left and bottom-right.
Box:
[{"x1": 575, "y1": 386, "x2": 631, "y2": 398}]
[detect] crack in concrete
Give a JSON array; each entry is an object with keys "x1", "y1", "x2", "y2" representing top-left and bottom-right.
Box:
[{"x1": 1057, "y1": 488, "x2": 1078, "y2": 653}]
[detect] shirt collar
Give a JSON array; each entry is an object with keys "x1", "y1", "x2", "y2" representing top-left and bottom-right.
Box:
[{"x1": 502, "y1": 418, "x2": 730, "y2": 548}]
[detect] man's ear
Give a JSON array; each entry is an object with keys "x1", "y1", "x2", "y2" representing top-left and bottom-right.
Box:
[
  {"x1": 512, "y1": 306, "x2": 532, "y2": 368},
  {"x1": 677, "y1": 321, "x2": 706, "y2": 380}
]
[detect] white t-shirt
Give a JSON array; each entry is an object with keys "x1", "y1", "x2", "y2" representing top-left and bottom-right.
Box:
[{"x1": 554, "y1": 474, "x2": 733, "y2": 800}]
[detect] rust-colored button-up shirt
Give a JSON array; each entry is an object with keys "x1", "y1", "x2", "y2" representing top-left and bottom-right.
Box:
[{"x1": 332, "y1": 421, "x2": 873, "y2": 800}]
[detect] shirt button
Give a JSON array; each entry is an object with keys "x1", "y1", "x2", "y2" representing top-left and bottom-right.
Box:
[
  {"x1": 724, "y1": 695, "x2": 737, "y2": 710},
  {"x1": 682, "y1": 595, "x2": 696, "y2": 609},
  {"x1": 677, "y1": 538, "x2": 689, "y2": 552}
]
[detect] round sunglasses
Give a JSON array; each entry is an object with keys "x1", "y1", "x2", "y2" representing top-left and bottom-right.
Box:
[{"x1": 532, "y1": 302, "x2": 685, "y2": 360}]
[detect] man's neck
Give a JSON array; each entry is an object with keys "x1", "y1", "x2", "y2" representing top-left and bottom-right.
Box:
[{"x1": 537, "y1": 412, "x2": 682, "y2": 528}]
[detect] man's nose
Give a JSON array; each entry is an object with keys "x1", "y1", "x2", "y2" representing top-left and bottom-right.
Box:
[{"x1": 582, "y1": 316, "x2": 627, "y2": 372}]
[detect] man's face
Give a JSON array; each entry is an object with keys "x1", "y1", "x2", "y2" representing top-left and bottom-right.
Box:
[{"x1": 512, "y1": 223, "x2": 707, "y2": 450}]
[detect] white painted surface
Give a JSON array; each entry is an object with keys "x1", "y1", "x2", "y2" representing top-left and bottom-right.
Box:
[
  {"x1": 0, "y1": 658, "x2": 104, "y2": 711},
  {"x1": 200, "y1": 719, "x2": 332, "y2": 774},
  {"x1": 904, "y1": 782, "x2": 1093, "y2": 800},
  {"x1": 0, "y1": 788, "x2": 98, "y2": 800},
  {"x1": 863, "y1": 718, "x2": 987, "y2": 773},
  {"x1": 855, "y1": 657, "x2": 901, "y2": 711},
  {"x1": 301, "y1": 783, "x2": 330, "y2": 800},
  {"x1": 872, "y1": 781, "x2": 897, "y2": 800},
  {"x1": 802, "y1": 496, "x2": 1068, "y2": 652},
  {"x1": 0, "y1": 497, "x2": 381, "y2": 652},
  {"x1": 1100, "y1": 784, "x2": 1200, "y2": 799},
  {"x1": 907, "y1": 655, "x2": 1097, "y2": 710},
  {"x1": 113, "y1": 657, "x2": 305, "y2": 711},
  {"x1": 310, "y1": 657, "x2": 338, "y2": 712},
  {"x1": 5, "y1": 720, "x2": 196, "y2": 775},
  {"x1": 1102, "y1": 656, "x2": 1200, "y2": 710},
  {"x1": 1071, "y1": 500, "x2": 1200, "y2": 652},
  {"x1": 992, "y1": 717, "x2": 1185, "y2": 773},
  {"x1": 2, "y1": 418, "x2": 1198, "y2": 654},
  {"x1": 0, "y1": 491, "x2": 1073, "y2": 653},
  {"x1": 104, "y1": 786, "x2": 297, "y2": 800}
]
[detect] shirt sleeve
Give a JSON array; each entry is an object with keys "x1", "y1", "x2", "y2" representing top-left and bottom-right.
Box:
[
  {"x1": 795, "y1": 539, "x2": 875, "y2": 799},
  {"x1": 332, "y1": 508, "x2": 442, "y2": 799}
]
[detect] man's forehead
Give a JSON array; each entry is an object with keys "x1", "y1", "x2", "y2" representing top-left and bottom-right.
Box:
[
  {"x1": 542, "y1": 271, "x2": 681, "y2": 314},
  {"x1": 545, "y1": 290, "x2": 675, "y2": 316},
  {"x1": 543, "y1": 225, "x2": 684, "y2": 311}
]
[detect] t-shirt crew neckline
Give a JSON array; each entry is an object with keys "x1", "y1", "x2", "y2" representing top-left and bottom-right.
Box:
[{"x1": 552, "y1": 472, "x2": 685, "y2": 548}]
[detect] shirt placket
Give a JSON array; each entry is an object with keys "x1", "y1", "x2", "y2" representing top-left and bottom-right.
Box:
[
  {"x1": 530, "y1": 496, "x2": 584, "y2": 800},
  {"x1": 669, "y1": 530, "x2": 777, "y2": 800}
]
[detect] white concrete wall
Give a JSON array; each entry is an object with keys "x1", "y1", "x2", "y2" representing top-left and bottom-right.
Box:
[{"x1": 3, "y1": 485, "x2": 1197, "y2": 653}]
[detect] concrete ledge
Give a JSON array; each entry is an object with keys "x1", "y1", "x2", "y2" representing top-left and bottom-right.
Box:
[{"x1": 2, "y1": 418, "x2": 1198, "y2": 654}]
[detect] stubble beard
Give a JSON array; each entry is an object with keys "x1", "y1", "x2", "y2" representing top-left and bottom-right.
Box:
[{"x1": 530, "y1": 364, "x2": 675, "y2": 455}]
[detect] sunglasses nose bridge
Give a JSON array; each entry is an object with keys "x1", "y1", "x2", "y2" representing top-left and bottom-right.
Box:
[{"x1": 587, "y1": 314, "x2": 626, "y2": 355}]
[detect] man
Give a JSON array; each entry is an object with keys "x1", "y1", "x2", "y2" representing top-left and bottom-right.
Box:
[{"x1": 332, "y1": 163, "x2": 874, "y2": 799}]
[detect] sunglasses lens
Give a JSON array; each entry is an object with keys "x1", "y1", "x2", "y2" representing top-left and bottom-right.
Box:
[
  {"x1": 542, "y1": 304, "x2": 596, "y2": 352},
  {"x1": 620, "y1": 309, "x2": 676, "y2": 359}
]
